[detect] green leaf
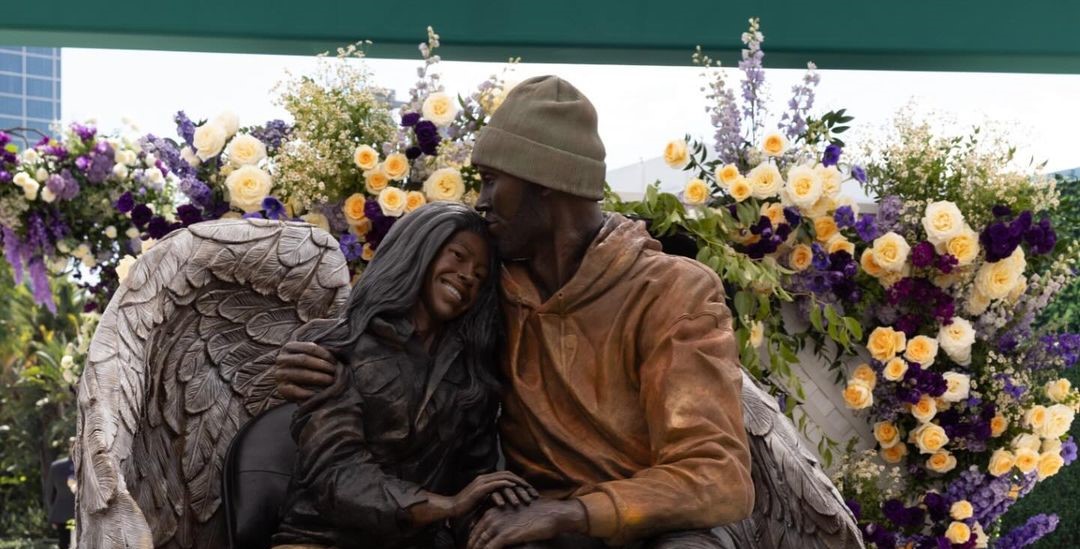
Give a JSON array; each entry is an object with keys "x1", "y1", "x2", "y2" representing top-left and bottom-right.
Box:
[
  {"x1": 734, "y1": 291, "x2": 754, "y2": 319},
  {"x1": 810, "y1": 305, "x2": 823, "y2": 332},
  {"x1": 843, "y1": 316, "x2": 864, "y2": 342}
]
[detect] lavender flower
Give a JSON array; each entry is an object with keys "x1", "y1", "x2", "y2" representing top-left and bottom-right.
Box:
[
  {"x1": 738, "y1": 18, "x2": 767, "y2": 140},
  {"x1": 1062, "y1": 437, "x2": 1077, "y2": 465},
  {"x1": 1, "y1": 227, "x2": 23, "y2": 284},
  {"x1": 778, "y1": 62, "x2": 819, "y2": 140},
  {"x1": 29, "y1": 256, "x2": 56, "y2": 313},
  {"x1": 70, "y1": 122, "x2": 97, "y2": 142},
  {"x1": 46, "y1": 170, "x2": 80, "y2": 201},
  {"x1": 852, "y1": 165, "x2": 867, "y2": 184},
  {"x1": 250, "y1": 120, "x2": 292, "y2": 153},
  {"x1": 178, "y1": 176, "x2": 212, "y2": 207},
  {"x1": 174, "y1": 111, "x2": 196, "y2": 147},
  {"x1": 997, "y1": 514, "x2": 1059, "y2": 549},
  {"x1": 876, "y1": 195, "x2": 903, "y2": 234}
]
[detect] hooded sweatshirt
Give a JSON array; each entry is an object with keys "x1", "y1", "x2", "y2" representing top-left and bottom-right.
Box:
[{"x1": 498, "y1": 214, "x2": 754, "y2": 545}]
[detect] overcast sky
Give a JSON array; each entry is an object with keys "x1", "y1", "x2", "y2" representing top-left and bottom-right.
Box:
[{"x1": 61, "y1": 48, "x2": 1080, "y2": 196}]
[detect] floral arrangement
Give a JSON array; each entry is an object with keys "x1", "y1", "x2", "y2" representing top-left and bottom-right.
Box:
[
  {"x1": 826, "y1": 115, "x2": 1079, "y2": 548},
  {"x1": 0, "y1": 125, "x2": 176, "y2": 312}
]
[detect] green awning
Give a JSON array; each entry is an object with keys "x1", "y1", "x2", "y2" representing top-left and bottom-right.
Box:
[{"x1": 4, "y1": 1, "x2": 1080, "y2": 73}]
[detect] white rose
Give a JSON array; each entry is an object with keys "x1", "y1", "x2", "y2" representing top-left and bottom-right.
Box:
[
  {"x1": 1037, "y1": 404, "x2": 1075, "y2": 439},
  {"x1": 145, "y1": 153, "x2": 157, "y2": 167},
  {"x1": 975, "y1": 253, "x2": 1023, "y2": 300},
  {"x1": 423, "y1": 168, "x2": 466, "y2": 202},
  {"x1": 941, "y1": 372, "x2": 971, "y2": 403},
  {"x1": 194, "y1": 123, "x2": 228, "y2": 160},
  {"x1": 125, "y1": 227, "x2": 140, "y2": 239},
  {"x1": 1012, "y1": 433, "x2": 1042, "y2": 453},
  {"x1": 224, "y1": 166, "x2": 273, "y2": 213},
  {"x1": 1042, "y1": 438, "x2": 1063, "y2": 455},
  {"x1": 145, "y1": 167, "x2": 164, "y2": 184},
  {"x1": 1045, "y1": 378, "x2": 1072, "y2": 403},
  {"x1": 22, "y1": 149, "x2": 40, "y2": 164},
  {"x1": 35, "y1": 167, "x2": 48, "y2": 182},
  {"x1": 784, "y1": 165, "x2": 824, "y2": 209},
  {"x1": 180, "y1": 146, "x2": 201, "y2": 167},
  {"x1": 422, "y1": 92, "x2": 458, "y2": 126},
  {"x1": 104, "y1": 226, "x2": 117, "y2": 239},
  {"x1": 965, "y1": 288, "x2": 991, "y2": 316},
  {"x1": 213, "y1": 111, "x2": 240, "y2": 137},
  {"x1": 871, "y1": 232, "x2": 911, "y2": 272},
  {"x1": 40, "y1": 186, "x2": 56, "y2": 203},
  {"x1": 115, "y1": 255, "x2": 138, "y2": 283},
  {"x1": 112, "y1": 163, "x2": 130, "y2": 179},
  {"x1": 13, "y1": 172, "x2": 40, "y2": 200},
  {"x1": 938, "y1": 318, "x2": 975, "y2": 366},
  {"x1": 120, "y1": 149, "x2": 139, "y2": 166},
  {"x1": 922, "y1": 201, "x2": 966, "y2": 245},
  {"x1": 816, "y1": 165, "x2": 843, "y2": 197},
  {"x1": 226, "y1": 134, "x2": 268, "y2": 167},
  {"x1": 748, "y1": 163, "x2": 784, "y2": 199},
  {"x1": 60, "y1": 355, "x2": 74, "y2": 369}
]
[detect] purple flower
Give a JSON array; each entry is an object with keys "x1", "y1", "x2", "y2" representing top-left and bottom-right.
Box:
[
  {"x1": 130, "y1": 204, "x2": 152, "y2": 229},
  {"x1": 811, "y1": 243, "x2": 830, "y2": 270},
  {"x1": 1024, "y1": 217, "x2": 1057, "y2": 255},
  {"x1": 782, "y1": 207, "x2": 802, "y2": 227},
  {"x1": 980, "y1": 220, "x2": 1021, "y2": 262},
  {"x1": 833, "y1": 205, "x2": 855, "y2": 229},
  {"x1": 822, "y1": 144, "x2": 842, "y2": 167},
  {"x1": 993, "y1": 204, "x2": 1012, "y2": 218},
  {"x1": 249, "y1": 119, "x2": 292, "y2": 153},
  {"x1": 935, "y1": 253, "x2": 958, "y2": 274},
  {"x1": 29, "y1": 257, "x2": 56, "y2": 313},
  {"x1": 414, "y1": 121, "x2": 441, "y2": 155},
  {"x1": 1062, "y1": 436, "x2": 1077, "y2": 465},
  {"x1": 854, "y1": 214, "x2": 879, "y2": 242},
  {"x1": 851, "y1": 165, "x2": 866, "y2": 183},
  {"x1": 174, "y1": 111, "x2": 196, "y2": 147},
  {"x1": 401, "y1": 112, "x2": 421, "y2": 127},
  {"x1": 85, "y1": 144, "x2": 116, "y2": 184},
  {"x1": 339, "y1": 232, "x2": 363, "y2": 262},
  {"x1": 262, "y1": 197, "x2": 287, "y2": 220},
  {"x1": 176, "y1": 204, "x2": 203, "y2": 226},
  {"x1": 911, "y1": 241, "x2": 936, "y2": 268},
  {"x1": 115, "y1": 192, "x2": 135, "y2": 213},
  {"x1": 46, "y1": 170, "x2": 80, "y2": 201},
  {"x1": 778, "y1": 62, "x2": 819, "y2": 140},
  {"x1": 70, "y1": 122, "x2": 97, "y2": 142},
  {"x1": 405, "y1": 146, "x2": 422, "y2": 160},
  {"x1": 997, "y1": 514, "x2": 1059, "y2": 549},
  {"x1": 74, "y1": 155, "x2": 91, "y2": 172},
  {"x1": 146, "y1": 216, "x2": 180, "y2": 240},
  {"x1": 179, "y1": 176, "x2": 212, "y2": 206}
]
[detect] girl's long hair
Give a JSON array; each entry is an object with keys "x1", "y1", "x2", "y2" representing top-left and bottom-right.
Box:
[{"x1": 310, "y1": 201, "x2": 501, "y2": 407}]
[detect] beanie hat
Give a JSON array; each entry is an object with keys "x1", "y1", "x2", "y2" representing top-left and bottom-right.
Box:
[{"x1": 471, "y1": 75, "x2": 606, "y2": 200}]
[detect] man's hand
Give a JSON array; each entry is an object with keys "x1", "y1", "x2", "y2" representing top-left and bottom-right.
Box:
[
  {"x1": 466, "y1": 498, "x2": 588, "y2": 549},
  {"x1": 452, "y1": 472, "x2": 539, "y2": 517},
  {"x1": 274, "y1": 341, "x2": 338, "y2": 401}
]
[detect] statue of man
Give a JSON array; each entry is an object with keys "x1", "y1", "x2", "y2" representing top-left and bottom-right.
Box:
[{"x1": 278, "y1": 75, "x2": 753, "y2": 548}]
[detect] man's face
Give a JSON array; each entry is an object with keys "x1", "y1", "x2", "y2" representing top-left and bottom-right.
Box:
[{"x1": 475, "y1": 166, "x2": 549, "y2": 260}]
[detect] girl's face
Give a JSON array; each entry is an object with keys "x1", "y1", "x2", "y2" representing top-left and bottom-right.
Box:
[{"x1": 421, "y1": 230, "x2": 491, "y2": 322}]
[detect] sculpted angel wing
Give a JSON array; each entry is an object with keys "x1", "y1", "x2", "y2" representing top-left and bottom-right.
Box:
[
  {"x1": 74, "y1": 219, "x2": 351, "y2": 549},
  {"x1": 714, "y1": 370, "x2": 864, "y2": 548}
]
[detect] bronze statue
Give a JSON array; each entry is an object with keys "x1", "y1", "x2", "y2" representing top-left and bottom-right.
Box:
[{"x1": 74, "y1": 75, "x2": 862, "y2": 549}]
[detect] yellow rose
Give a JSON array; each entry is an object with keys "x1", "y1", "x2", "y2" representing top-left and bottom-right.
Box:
[
  {"x1": 883, "y1": 357, "x2": 908, "y2": 381},
  {"x1": 729, "y1": 177, "x2": 752, "y2": 202},
  {"x1": 1045, "y1": 378, "x2": 1072, "y2": 403},
  {"x1": 349, "y1": 218, "x2": 372, "y2": 238},
  {"x1": 683, "y1": 178, "x2": 710, "y2": 205},
  {"x1": 716, "y1": 164, "x2": 741, "y2": 188},
  {"x1": 664, "y1": 139, "x2": 690, "y2": 169},
  {"x1": 342, "y1": 193, "x2": 367, "y2": 225},
  {"x1": 382, "y1": 153, "x2": 411, "y2": 181},
  {"x1": 990, "y1": 414, "x2": 1008, "y2": 437},
  {"x1": 1037, "y1": 451, "x2": 1065, "y2": 481},
  {"x1": 826, "y1": 235, "x2": 855, "y2": 256},
  {"x1": 815, "y1": 165, "x2": 843, "y2": 197},
  {"x1": 784, "y1": 165, "x2": 823, "y2": 209},
  {"x1": 950, "y1": 500, "x2": 974, "y2": 520},
  {"x1": 1007, "y1": 275, "x2": 1027, "y2": 304},
  {"x1": 1015, "y1": 448, "x2": 1040, "y2": 474},
  {"x1": 843, "y1": 381, "x2": 873, "y2": 410},
  {"x1": 852, "y1": 363, "x2": 877, "y2": 390},
  {"x1": 903, "y1": 335, "x2": 938, "y2": 367},
  {"x1": 988, "y1": 449, "x2": 1015, "y2": 476},
  {"x1": 761, "y1": 203, "x2": 786, "y2": 228},
  {"x1": 860, "y1": 249, "x2": 885, "y2": 278},
  {"x1": 911, "y1": 394, "x2": 938, "y2": 423},
  {"x1": 813, "y1": 216, "x2": 838, "y2": 242},
  {"x1": 922, "y1": 201, "x2": 966, "y2": 245},
  {"x1": 360, "y1": 243, "x2": 376, "y2": 262},
  {"x1": 405, "y1": 191, "x2": 427, "y2": 213},
  {"x1": 224, "y1": 165, "x2": 273, "y2": 213},
  {"x1": 1024, "y1": 405, "x2": 1048, "y2": 430},
  {"x1": 874, "y1": 421, "x2": 901, "y2": 449},
  {"x1": 748, "y1": 163, "x2": 784, "y2": 199},
  {"x1": 946, "y1": 228, "x2": 980, "y2": 266},
  {"x1": 377, "y1": 187, "x2": 407, "y2": 217},
  {"x1": 945, "y1": 521, "x2": 972, "y2": 545},
  {"x1": 965, "y1": 288, "x2": 991, "y2": 316},
  {"x1": 422, "y1": 92, "x2": 457, "y2": 126},
  {"x1": 761, "y1": 132, "x2": 788, "y2": 157},
  {"x1": 927, "y1": 450, "x2": 957, "y2": 473},
  {"x1": 226, "y1": 134, "x2": 268, "y2": 167},
  {"x1": 868, "y1": 326, "x2": 906, "y2": 362},
  {"x1": 1038, "y1": 404, "x2": 1075, "y2": 439},
  {"x1": 748, "y1": 321, "x2": 764, "y2": 349},
  {"x1": 881, "y1": 442, "x2": 908, "y2": 464},
  {"x1": 423, "y1": 167, "x2": 466, "y2": 202},
  {"x1": 872, "y1": 232, "x2": 911, "y2": 272},
  {"x1": 354, "y1": 145, "x2": 379, "y2": 171},
  {"x1": 789, "y1": 244, "x2": 813, "y2": 271},
  {"x1": 364, "y1": 167, "x2": 390, "y2": 194},
  {"x1": 300, "y1": 212, "x2": 330, "y2": 232},
  {"x1": 912, "y1": 423, "x2": 949, "y2": 454},
  {"x1": 975, "y1": 255, "x2": 1022, "y2": 300},
  {"x1": 1042, "y1": 438, "x2": 1062, "y2": 456}
]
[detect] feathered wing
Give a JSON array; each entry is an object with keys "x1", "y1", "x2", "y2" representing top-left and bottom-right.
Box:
[
  {"x1": 74, "y1": 219, "x2": 350, "y2": 549},
  {"x1": 714, "y1": 370, "x2": 865, "y2": 549}
]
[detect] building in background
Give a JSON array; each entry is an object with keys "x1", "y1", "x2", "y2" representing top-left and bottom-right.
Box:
[{"x1": 0, "y1": 46, "x2": 61, "y2": 147}]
